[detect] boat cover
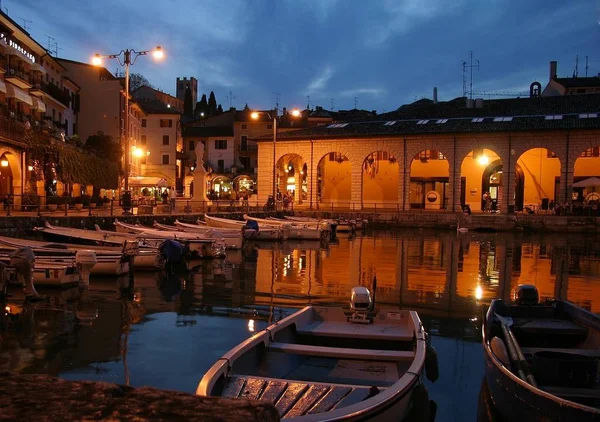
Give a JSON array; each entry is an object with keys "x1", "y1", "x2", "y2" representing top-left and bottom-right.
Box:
[
  {"x1": 245, "y1": 220, "x2": 259, "y2": 231},
  {"x1": 158, "y1": 239, "x2": 184, "y2": 263}
]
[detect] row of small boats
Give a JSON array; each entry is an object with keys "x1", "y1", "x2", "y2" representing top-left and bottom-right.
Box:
[{"x1": 196, "y1": 284, "x2": 600, "y2": 420}]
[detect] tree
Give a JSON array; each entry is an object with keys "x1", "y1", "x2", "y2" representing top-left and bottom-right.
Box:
[
  {"x1": 217, "y1": 104, "x2": 223, "y2": 114},
  {"x1": 85, "y1": 132, "x2": 123, "y2": 168},
  {"x1": 184, "y1": 86, "x2": 193, "y2": 117},
  {"x1": 128, "y1": 73, "x2": 151, "y2": 92},
  {"x1": 194, "y1": 94, "x2": 208, "y2": 117},
  {"x1": 208, "y1": 91, "x2": 217, "y2": 116}
]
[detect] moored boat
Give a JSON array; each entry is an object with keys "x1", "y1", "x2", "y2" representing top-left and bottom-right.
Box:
[
  {"x1": 203, "y1": 214, "x2": 284, "y2": 241},
  {"x1": 153, "y1": 221, "x2": 243, "y2": 250},
  {"x1": 244, "y1": 214, "x2": 324, "y2": 241},
  {"x1": 483, "y1": 285, "x2": 600, "y2": 421},
  {"x1": 198, "y1": 286, "x2": 437, "y2": 420}
]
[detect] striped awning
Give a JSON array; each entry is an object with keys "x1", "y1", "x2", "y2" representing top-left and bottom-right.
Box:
[
  {"x1": 6, "y1": 84, "x2": 33, "y2": 105},
  {"x1": 31, "y1": 97, "x2": 46, "y2": 112},
  {"x1": 0, "y1": 79, "x2": 6, "y2": 94},
  {"x1": 128, "y1": 176, "x2": 168, "y2": 187}
]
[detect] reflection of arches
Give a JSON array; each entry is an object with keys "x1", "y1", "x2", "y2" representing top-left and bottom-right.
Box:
[
  {"x1": 362, "y1": 151, "x2": 398, "y2": 206},
  {"x1": 317, "y1": 152, "x2": 351, "y2": 205},
  {"x1": 409, "y1": 149, "x2": 449, "y2": 209}
]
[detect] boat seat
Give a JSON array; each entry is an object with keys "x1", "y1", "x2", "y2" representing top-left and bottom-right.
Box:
[
  {"x1": 521, "y1": 347, "x2": 600, "y2": 358},
  {"x1": 296, "y1": 322, "x2": 414, "y2": 341},
  {"x1": 269, "y1": 342, "x2": 415, "y2": 361},
  {"x1": 220, "y1": 375, "x2": 380, "y2": 418},
  {"x1": 540, "y1": 386, "x2": 600, "y2": 400},
  {"x1": 514, "y1": 319, "x2": 588, "y2": 336}
]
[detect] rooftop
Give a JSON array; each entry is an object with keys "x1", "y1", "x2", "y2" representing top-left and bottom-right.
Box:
[
  {"x1": 183, "y1": 126, "x2": 234, "y2": 137},
  {"x1": 553, "y1": 77, "x2": 600, "y2": 89},
  {"x1": 137, "y1": 99, "x2": 181, "y2": 115}
]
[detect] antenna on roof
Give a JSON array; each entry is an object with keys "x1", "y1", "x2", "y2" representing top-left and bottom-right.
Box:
[
  {"x1": 15, "y1": 16, "x2": 32, "y2": 31},
  {"x1": 274, "y1": 92, "x2": 281, "y2": 115},
  {"x1": 45, "y1": 35, "x2": 60, "y2": 56},
  {"x1": 585, "y1": 56, "x2": 589, "y2": 78},
  {"x1": 354, "y1": 97, "x2": 358, "y2": 109},
  {"x1": 463, "y1": 51, "x2": 479, "y2": 99},
  {"x1": 306, "y1": 95, "x2": 311, "y2": 110},
  {"x1": 226, "y1": 90, "x2": 236, "y2": 108},
  {"x1": 330, "y1": 98, "x2": 335, "y2": 111},
  {"x1": 573, "y1": 55, "x2": 579, "y2": 78}
]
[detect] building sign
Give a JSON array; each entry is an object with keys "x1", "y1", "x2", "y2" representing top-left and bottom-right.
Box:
[
  {"x1": 6, "y1": 37, "x2": 36, "y2": 63},
  {"x1": 426, "y1": 191, "x2": 439, "y2": 203}
]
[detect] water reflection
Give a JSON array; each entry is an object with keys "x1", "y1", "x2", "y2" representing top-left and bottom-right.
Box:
[{"x1": 1, "y1": 230, "x2": 600, "y2": 420}]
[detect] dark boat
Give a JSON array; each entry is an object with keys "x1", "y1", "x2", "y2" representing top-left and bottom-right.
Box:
[{"x1": 483, "y1": 285, "x2": 600, "y2": 421}]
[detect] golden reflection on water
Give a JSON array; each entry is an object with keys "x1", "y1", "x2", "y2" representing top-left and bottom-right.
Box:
[{"x1": 253, "y1": 231, "x2": 600, "y2": 315}]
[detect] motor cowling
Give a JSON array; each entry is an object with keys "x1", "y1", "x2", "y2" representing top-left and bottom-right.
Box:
[
  {"x1": 75, "y1": 250, "x2": 97, "y2": 288},
  {"x1": 515, "y1": 284, "x2": 539, "y2": 306},
  {"x1": 350, "y1": 286, "x2": 372, "y2": 312}
]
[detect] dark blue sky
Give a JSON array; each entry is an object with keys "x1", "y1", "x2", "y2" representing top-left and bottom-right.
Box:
[{"x1": 9, "y1": 0, "x2": 600, "y2": 112}]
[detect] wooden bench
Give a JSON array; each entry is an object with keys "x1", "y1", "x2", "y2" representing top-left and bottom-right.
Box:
[
  {"x1": 296, "y1": 321, "x2": 414, "y2": 341},
  {"x1": 269, "y1": 342, "x2": 415, "y2": 361}
]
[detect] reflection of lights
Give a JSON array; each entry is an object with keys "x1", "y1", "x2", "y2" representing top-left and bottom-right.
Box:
[
  {"x1": 470, "y1": 317, "x2": 478, "y2": 322},
  {"x1": 477, "y1": 155, "x2": 489, "y2": 166},
  {"x1": 4, "y1": 305, "x2": 10, "y2": 314},
  {"x1": 475, "y1": 285, "x2": 483, "y2": 300},
  {"x1": 248, "y1": 319, "x2": 255, "y2": 332}
]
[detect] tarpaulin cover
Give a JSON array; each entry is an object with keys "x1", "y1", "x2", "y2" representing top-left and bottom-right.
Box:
[
  {"x1": 9, "y1": 247, "x2": 35, "y2": 266},
  {"x1": 245, "y1": 220, "x2": 259, "y2": 231},
  {"x1": 158, "y1": 239, "x2": 184, "y2": 263}
]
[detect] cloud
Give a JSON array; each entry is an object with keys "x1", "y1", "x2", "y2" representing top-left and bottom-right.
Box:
[
  {"x1": 306, "y1": 66, "x2": 334, "y2": 94},
  {"x1": 338, "y1": 88, "x2": 386, "y2": 97}
]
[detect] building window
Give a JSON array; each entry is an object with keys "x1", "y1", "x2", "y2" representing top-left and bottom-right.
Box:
[
  {"x1": 162, "y1": 154, "x2": 170, "y2": 165},
  {"x1": 241, "y1": 136, "x2": 248, "y2": 151},
  {"x1": 141, "y1": 119, "x2": 147, "y2": 127},
  {"x1": 189, "y1": 140, "x2": 195, "y2": 151},
  {"x1": 267, "y1": 124, "x2": 272, "y2": 129},
  {"x1": 218, "y1": 159, "x2": 224, "y2": 173},
  {"x1": 241, "y1": 124, "x2": 247, "y2": 129},
  {"x1": 141, "y1": 135, "x2": 147, "y2": 145},
  {"x1": 64, "y1": 119, "x2": 69, "y2": 135},
  {"x1": 72, "y1": 122, "x2": 76, "y2": 135},
  {"x1": 163, "y1": 135, "x2": 170, "y2": 145},
  {"x1": 419, "y1": 150, "x2": 447, "y2": 160},
  {"x1": 160, "y1": 119, "x2": 173, "y2": 127},
  {"x1": 580, "y1": 147, "x2": 600, "y2": 158},
  {"x1": 239, "y1": 157, "x2": 250, "y2": 168},
  {"x1": 215, "y1": 139, "x2": 227, "y2": 150}
]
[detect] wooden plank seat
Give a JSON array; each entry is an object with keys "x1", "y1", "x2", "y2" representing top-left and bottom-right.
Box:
[
  {"x1": 220, "y1": 375, "x2": 378, "y2": 418},
  {"x1": 296, "y1": 322, "x2": 414, "y2": 341},
  {"x1": 521, "y1": 347, "x2": 600, "y2": 358},
  {"x1": 269, "y1": 342, "x2": 415, "y2": 361}
]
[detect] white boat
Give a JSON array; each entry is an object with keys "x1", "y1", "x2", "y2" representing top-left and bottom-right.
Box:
[
  {"x1": 1, "y1": 257, "x2": 80, "y2": 286},
  {"x1": 244, "y1": 214, "x2": 324, "y2": 241},
  {"x1": 284, "y1": 216, "x2": 355, "y2": 233},
  {"x1": 198, "y1": 287, "x2": 433, "y2": 421},
  {"x1": 203, "y1": 214, "x2": 284, "y2": 241},
  {"x1": 270, "y1": 216, "x2": 332, "y2": 232},
  {"x1": 152, "y1": 221, "x2": 243, "y2": 250},
  {"x1": 113, "y1": 220, "x2": 227, "y2": 259}
]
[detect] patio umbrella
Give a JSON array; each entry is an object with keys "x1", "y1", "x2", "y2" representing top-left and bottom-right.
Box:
[{"x1": 572, "y1": 177, "x2": 600, "y2": 188}]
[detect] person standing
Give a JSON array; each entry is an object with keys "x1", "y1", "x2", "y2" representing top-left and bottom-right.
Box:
[{"x1": 169, "y1": 186, "x2": 177, "y2": 213}]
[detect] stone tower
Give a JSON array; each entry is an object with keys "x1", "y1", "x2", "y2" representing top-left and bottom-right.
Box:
[{"x1": 176, "y1": 77, "x2": 198, "y2": 105}]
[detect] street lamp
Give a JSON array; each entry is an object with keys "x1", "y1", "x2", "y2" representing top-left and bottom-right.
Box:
[
  {"x1": 92, "y1": 46, "x2": 164, "y2": 193},
  {"x1": 251, "y1": 108, "x2": 301, "y2": 201}
]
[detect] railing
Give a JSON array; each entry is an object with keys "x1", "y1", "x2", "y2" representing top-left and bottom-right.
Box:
[
  {"x1": 41, "y1": 82, "x2": 71, "y2": 106},
  {"x1": 0, "y1": 114, "x2": 27, "y2": 141},
  {"x1": 0, "y1": 56, "x2": 6, "y2": 72},
  {"x1": 6, "y1": 67, "x2": 33, "y2": 85}
]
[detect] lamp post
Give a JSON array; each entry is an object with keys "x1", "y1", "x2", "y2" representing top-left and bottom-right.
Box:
[
  {"x1": 92, "y1": 46, "x2": 164, "y2": 193},
  {"x1": 251, "y1": 108, "x2": 301, "y2": 202}
]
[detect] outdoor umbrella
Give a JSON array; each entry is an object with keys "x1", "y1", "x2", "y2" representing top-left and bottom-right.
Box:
[{"x1": 571, "y1": 177, "x2": 600, "y2": 188}]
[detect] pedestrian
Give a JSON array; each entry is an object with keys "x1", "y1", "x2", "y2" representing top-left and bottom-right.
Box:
[
  {"x1": 482, "y1": 192, "x2": 488, "y2": 212},
  {"x1": 486, "y1": 192, "x2": 492, "y2": 212},
  {"x1": 169, "y1": 186, "x2": 177, "y2": 212}
]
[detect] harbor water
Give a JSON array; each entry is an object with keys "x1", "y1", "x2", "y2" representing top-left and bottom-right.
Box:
[{"x1": 1, "y1": 229, "x2": 600, "y2": 421}]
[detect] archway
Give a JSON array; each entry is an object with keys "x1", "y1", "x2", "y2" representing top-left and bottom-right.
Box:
[
  {"x1": 573, "y1": 146, "x2": 600, "y2": 203},
  {"x1": 409, "y1": 149, "x2": 449, "y2": 209},
  {"x1": 515, "y1": 148, "x2": 561, "y2": 211},
  {"x1": 233, "y1": 175, "x2": 255, "y2": 194},
  {"x1": 460, "y1": 149, "x2": 501, "y2": 212},
  {"x1": 0, "y1": 153, "x2": 14, "y2": 197},
  {"x1": 209, "y1": 175, "x2": 232, "y2": 199},
  {"x1": 276, "y1": 153, "x2": 305, "y2": 203},
  {"x1": 362, "y1": 151, "x2": 399, "y2": 207},
  {"x1": 317, "y1": 152, "x2": 351, "y2": 207}
]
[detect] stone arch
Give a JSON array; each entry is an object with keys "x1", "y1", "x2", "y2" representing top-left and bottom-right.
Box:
[
  {"x1": 409, "y1": 149, "x2": 450, "y2": 209},
  {"x1": 276, "y1": 153, "x2": 305, "y2": 202},
  {"x1": 460, "y1": 148, "x2": 503, "y2": 212},
  {"x1": 572, "y1": 143, "x2": 600, "y2": 203},
  {"x1": 515, "y1": 147, "x2": 561, "y2": 210},
  {"x1": 361, "y1": 149, "x2": 399, "y2": 208},
  {"x1": 0, "y1": 149, "x2": 22, "y2": 203},
  {"x1": 316, "y1": 152, "x2": 351, "y2": 206}
]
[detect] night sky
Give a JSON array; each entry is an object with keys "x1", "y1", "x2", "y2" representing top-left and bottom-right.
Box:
[{"x1": 9, "y1": 0, "x2": 600, "y2": 112}]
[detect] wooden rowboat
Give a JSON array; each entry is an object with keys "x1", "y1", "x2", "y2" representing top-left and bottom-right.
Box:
[
  {"x1": 203, "y1": 214, "x2": 284, "y2": 241},
  {"x1": 483, "y1": 285, "x2": 600, "y2": 421},
  {"x1": 198, "y1": 286, "x2": 435, "y2": 421}
]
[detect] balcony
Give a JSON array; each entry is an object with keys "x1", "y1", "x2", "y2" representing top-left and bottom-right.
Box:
[
  {"x1": 236, "y1": 144, "x2": 258, "y2": 155},
  {"x1": 41, "y1": 82, "x2": 70, "y2": 108},
  {"x1": 0, "y1": 56, "x2": 6, "y2": 74},
  {"x1": 5, "y1": 67, "x2": 33, "y2": 90},
  {"x1": 29, "y1": 82, "x2": 44, "y2": 97},
  {"x1": 0, "y1": 114, "x2": 27, "y2": 142}
]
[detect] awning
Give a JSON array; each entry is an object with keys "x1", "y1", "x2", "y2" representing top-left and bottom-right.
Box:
[
  {"x1": 572, "y1": 177, "x2": 600, "y2": 188},
  {"x1": 128, "y1": 176, "x2": 168, "y2": 188},
  {"x1": 6, "y1": 84, "x2": 33, "y2": 105},
  {"x1": 30, "y1": 63, "x2": 46, "y2": 74},
  {"x1": 0, "y1": 80, "x2": 6, "y2": 94},
  {"x1": 31, "y1": 97, "x2": 46, "y2": 112}
]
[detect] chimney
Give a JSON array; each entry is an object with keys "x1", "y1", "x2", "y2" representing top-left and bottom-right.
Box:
[
  {"x1": 550, "y1": 61, "x2": 557, "y2": 80},
  {"x1": 433, "y1": 87, "x2": 438, "y2": 104}
]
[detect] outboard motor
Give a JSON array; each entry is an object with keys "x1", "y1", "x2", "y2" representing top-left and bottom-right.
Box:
[
  {"x1": 515, "y1": 284, "x2": 539, "y2": 306},
  {"x1": 9, "y1": 247, "x2": 38, "y2": 298},
  {"x1": 159, "y1": 239, "x2": 184, "y2": 274},
  {"x1": 350, "y1": 286, "x2": 372, "y2": 324},
  {"x1": 75, "y1": 250, "x2": 97, "y2": 288}
]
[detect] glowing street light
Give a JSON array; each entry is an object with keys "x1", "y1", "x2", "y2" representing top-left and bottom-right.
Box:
[
  {"x1": 251, "y1": 108, "x2": 301, "y2": 200},
  {"x1": 477, "y1": 154, "x2": 489, "y2": 166},
  {"x1": 92, "y1": 46, "x2": 164, "y2": 193}
]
